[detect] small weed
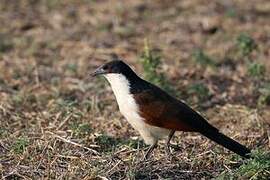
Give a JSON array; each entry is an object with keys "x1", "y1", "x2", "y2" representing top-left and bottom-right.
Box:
[
  {"x1": 43, "y1": 0, "x2": 62, "y2": 10},
  {"x1": 12, "y1": 36, "x2": 32, "y2": 49},
  {"x1": 218, "y1": 150, "x2": 270, "y2": 180},
  {"x1": 25, "y1": 41, "x2": 39, "y2": 57},
  {"x1": 140, "y1": 39, "x2": 176, "y2": 95},
  {"x1": 51, "y1": 76, "x2": 61, "y2": 86},
  {"x1": 97, "y1": 22, "x2": 112, "y2": 32},
  {"x1": 258, "y1": 83, "x2": 270, "y2": 106},
  {"x1": 95, "y1": 134, "x2": 119, "y2": 152},
  {"x1": 225, "y1": 8, "x2": 237, "y2": 18},
  {"x1": 0, "y1": 128, "x2": 7, "y2": 137},
  {"x1": 12, "y1": 137, "x2": 29, "y2": 154},
  {"x1": 124, "y1": 139, "x2": 145, "y2": 149},
  {"x1": 11, "y1": 92, "x2": 40, "y2": 108},
  {"x1": 187, "y1": 83, "x2": 210, "y2": 102},
  {"x1": 0, "y1": 34, "x2": 13, "y2": 53},
  {"x1": 56, "y1": 99, "x2": 78, "y2": 110},
  {"x1": 114, "y1": 25, "x2": 135, "y2": 38},
  {"x1": 247, "y1": 62, "x2": 266, "y2": 78},
  {"x1": 192, "y1": 49, "x2": 216, "y2": 67},
  {"x1": 65, "y1": 63, "x2": 78, "y2": 73},
  {"x1": 236, "y1": 33, "x2": 256, "y2": 57},
  {"x1": 11, "y1": 94, "x2": 24, "y2": 106},
  {"x1": 81, "y1": 99, "x2": 92, "y2": 112},
  {"x1": 95, "y1": 134, "x2": 143, "y2": 153},
  {"x1": 70, "y1": 122, "x2": 92, "y2": 137}
]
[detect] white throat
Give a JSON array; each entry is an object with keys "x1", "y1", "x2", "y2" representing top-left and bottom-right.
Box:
[
  {"x1": 103, "y1": 73, "x2": 170, "y2": 145},
  {"x1": 104, "y1": 73, "x2": 132, "y2": 106},
  {"x1": 104, "y1": 73, "x2": 142, "y2": 131}
]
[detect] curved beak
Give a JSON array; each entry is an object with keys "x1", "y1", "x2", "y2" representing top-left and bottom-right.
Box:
[{"x1": 91, "y1": 66, "x2": 106, "y2": 77}]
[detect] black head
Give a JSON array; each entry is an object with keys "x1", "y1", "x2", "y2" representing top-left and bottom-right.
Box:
[{"x1": 91, "y1": 60, "x2": 136, "y2": 77}]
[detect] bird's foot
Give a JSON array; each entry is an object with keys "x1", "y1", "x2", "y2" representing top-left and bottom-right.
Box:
[{"x1": 142, "y1": 143, "x2": 157, "y2": 161}]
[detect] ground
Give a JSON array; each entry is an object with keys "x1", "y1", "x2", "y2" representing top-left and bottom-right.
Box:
[{"x1": 0, "y1": 0, "x2": 270, "y2": 179}]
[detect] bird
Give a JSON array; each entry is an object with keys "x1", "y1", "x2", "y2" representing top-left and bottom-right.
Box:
[{"x1": 91, "y1": 59, "x2": 251, "y2": 159}]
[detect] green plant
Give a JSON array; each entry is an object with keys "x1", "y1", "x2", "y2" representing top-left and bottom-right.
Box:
[
  {"x1": 70, "y1": 122, "x2": 92, "y2": 137},
  {"x1": 56, "y1": 99, "x2": 78, "y2": 111},
  {"x1": 192, "y1": 49, "x2": 216, "y2": 67},
  {"x1": 0, "y1": 128, "x2": 7, "y2": 138},
  {"x1": 258, "y1": 83, "x2": 270, "y2": 106},
  {"x1": 217, "y1": 150, "x2": 270, "y2": 180},
  {"x1": 236, "y1": 33, "x2": 256, "y2": 57},
  {"x1": 11, "y1": 94, "x2": 24, "y2": 106},
  {"x1": 124, "y1": 139, "x2": 145, "y2": 149},
  {"x1": 225, "y1": 8, "x2": 237, "y2": 18},
  {"x1": 187, "y1": 83, "x2": 210, "y2": 102},
  {"x1": 95, "y1": 134, "x2": 120, "y2": 152},
  {"x1": 65, "y1": 63, "x2": 78, "y2": 73},
  {"x1": 114, "y1": 25, "x2": 135, "y2": 38},
  {"x1": 140, "y1": 39, "x2": 176, "y2": 95},
  {"x1": 12, "y1": 137, "x2": 29, "y2": 154},
  {"x1": 0, "y1": 34, "x2": 13, "y2": 53},
  {"x1": 247, "y1": 62, "x2": 266, "y2": 78},
  {"x1": 43, "y1": 0, "x2": 62, "y2": 10}
]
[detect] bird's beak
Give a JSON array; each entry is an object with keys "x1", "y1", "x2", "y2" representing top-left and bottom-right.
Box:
[{"x1": 91, "y1": 66, "x2": 106, "y2": 77}]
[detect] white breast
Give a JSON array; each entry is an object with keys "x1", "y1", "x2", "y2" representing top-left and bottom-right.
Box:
[{"x1": 104, "y1": 74, "x2": 170, "y2": 145}]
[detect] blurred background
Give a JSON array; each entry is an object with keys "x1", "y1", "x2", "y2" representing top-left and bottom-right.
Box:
[{"x1": 0, "y1": 0, "x2": 269, "y2": 179}]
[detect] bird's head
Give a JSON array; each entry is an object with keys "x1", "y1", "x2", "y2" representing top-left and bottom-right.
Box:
[{"x1": 91, "y1": 60, "x2": 134, "y2": 77}]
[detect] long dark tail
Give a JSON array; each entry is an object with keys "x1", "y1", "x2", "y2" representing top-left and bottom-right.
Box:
[{"x1": 201, "y1": 130, "x2": 251, "y2": 158}]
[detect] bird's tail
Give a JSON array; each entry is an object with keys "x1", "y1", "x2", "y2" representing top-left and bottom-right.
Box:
[{"x1": 201, "y1": 129, "x2": 251, "y2": 158}]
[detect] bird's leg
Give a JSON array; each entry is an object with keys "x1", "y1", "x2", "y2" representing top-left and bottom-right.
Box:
[
  {"x1": 144, "y1": 141, "x2": 157, "y2": 160},
  {"x1": 166, "y1": 130, "x2": 175, "y2": 156}
]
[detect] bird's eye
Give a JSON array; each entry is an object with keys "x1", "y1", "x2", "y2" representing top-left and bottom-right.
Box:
[{"x1": 103, "y1": 65, "x2": 108, "y2": 70}]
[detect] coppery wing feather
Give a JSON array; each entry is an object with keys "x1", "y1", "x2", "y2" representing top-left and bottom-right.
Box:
[
  {"x1": 132, "y1": 83, "x2": 251, "y2": 158},
  {"x1": 133, "y1": 85, "x2": 218, "y2": 133}
]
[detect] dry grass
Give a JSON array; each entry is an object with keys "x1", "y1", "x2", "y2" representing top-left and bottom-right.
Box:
[{"x1": 0, "y1": 0, "x2": 270, "y2": 179}]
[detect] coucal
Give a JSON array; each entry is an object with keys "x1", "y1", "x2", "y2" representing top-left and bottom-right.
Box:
[{"x1": 91, "y1": 59, "x2": 251, "y2": 159}]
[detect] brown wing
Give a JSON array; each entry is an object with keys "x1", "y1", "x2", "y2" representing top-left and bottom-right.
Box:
[
  {"x1": 133, "y1": 87, "x2": 218, "y2": 133},
  {"x1": 133, "y1": 83, "x2": 251, "y2": 158}
]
